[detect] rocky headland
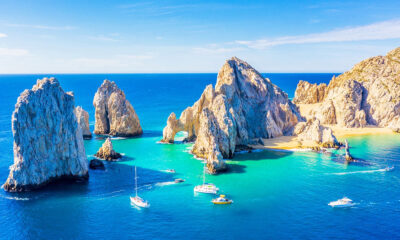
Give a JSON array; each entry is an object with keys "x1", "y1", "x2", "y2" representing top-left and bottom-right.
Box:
[
  {"x1": 3, "y1": 77, "x2": 88, "y2": 192},
  {"x1": 94, "y1": 137, "x2": 122, "y2": 161},
  {"x1": 93, "y1": 80, "x2": 142, "y2": 137},
  {"x1": 162, "y1": 57, "x2": 338, "y2": 173},
  {"x1": 294, "y1": 47, "x2": 400, "y2": 131},
  {"x1": 75, "y1": 106, "x2": 92, "y2": 139}
]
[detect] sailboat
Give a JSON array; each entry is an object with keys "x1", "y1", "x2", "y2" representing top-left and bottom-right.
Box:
[
  {"x1": 130, "y1": 166, "x2": 150, "y2": 208},
  {"x1": 194, "y1": 162, "x2": 219, "y2": 194}
]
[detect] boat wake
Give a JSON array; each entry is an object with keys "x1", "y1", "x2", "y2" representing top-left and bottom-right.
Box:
[
  {"x1": 155, "y1": 181, "x2": 176, "y2": 187},
  {"x1": 1, "y1": 195, "x2": 30, "y2": 201},
  {"x1": 328, "y1": 168, "x2": 390, "y2": 175}
]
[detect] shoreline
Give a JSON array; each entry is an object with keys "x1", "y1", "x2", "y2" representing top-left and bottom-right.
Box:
[{"x1": 250, "y1": 126, "x2": 396, "y2": 151}]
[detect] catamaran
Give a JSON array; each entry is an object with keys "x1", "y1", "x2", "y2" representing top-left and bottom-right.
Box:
[
  {"x1": 130, "y1": 166, "x2": 150, "y2": 208},
  {"x1": 194, "y1": 163, "x2": 219, "y2": 194}
]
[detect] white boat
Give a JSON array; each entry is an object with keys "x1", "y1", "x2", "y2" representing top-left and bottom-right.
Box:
[
  {"x1": 212, "y1": 195, "x2": 233, "y2": 205},
  {"x1": 385, "y1": 166, "x2": 394, "y2": 172},
  {"x1": 194, "y1": 163, "x2": 219, "y2": 194},
  {"x1": 130, "y1": 166, "x2": 150, "y2": 208},
  {"x1": 328, "y1": 197, "x2": 355, "y2": 208}
]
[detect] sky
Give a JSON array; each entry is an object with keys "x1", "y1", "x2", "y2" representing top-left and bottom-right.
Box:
[{"x1": 0, "y1": 0, "x2": 400, "y2": 73}]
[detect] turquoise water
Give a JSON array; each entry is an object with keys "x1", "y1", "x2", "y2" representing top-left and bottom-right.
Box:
[{"x1": 0, "y1": 74, "x2": 399, "y2": 239}]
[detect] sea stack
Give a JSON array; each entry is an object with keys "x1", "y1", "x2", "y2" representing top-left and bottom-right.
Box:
[
  {"x1": 162, "y1": 57, "x2": 307, "y2": 173},
  {"x1": 93, "y1": 80, "x2": 142, "y2": 137},
  {"x1": 294, "y1": 47, "x2": 400, "y2": 129},
  {"x1": 3, "y1": 77, "x2": 88, "y2": 192},
  {"x1": 94, "y1": 137, "x2": 122, "y2": 161},
  {"x1": 75, "y1": 106, "x2": 92, "y2": 139}
]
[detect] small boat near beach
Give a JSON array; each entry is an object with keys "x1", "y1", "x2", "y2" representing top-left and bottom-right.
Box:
[
  {"x1": 328, "y1": 197, "x2": 355, "y2": 208},
  {"x1": 212, "y1": 195, "x2": 233, "y2": 205},
  {"x1": 130, "y1": 166, "x2": 150, "y2": 208},
  {"x1": 165, "y1": 169, "x2": 176, "y2": 173},
  {"x1": 385, "y1": 166, "x2": 394, "y2": 172},
  {"x1": 174, "y1": 178, "x2": 185, "y2": 183}
]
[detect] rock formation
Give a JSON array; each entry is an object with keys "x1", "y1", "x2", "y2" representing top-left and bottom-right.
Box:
[
  {"x1": 3, "y1": 77, "x2": 88, "y2": 192},
  {"x1": 294, "y1": 47, "x2": 400, "y2": 129},
  {"x1": 344, "y1": 139, "x2": 353, "y2": 161},
  {"x1": 75, "y1": 106, "x2": 92, "y2": 139},
  {"x1": 162, "y1": 57, "x2": 306, "y2": 173},
  {"x1": 294, "y1": 118, "x2": 339, "y2": 148},
  {"x1": 94, "y1": 137, "x2": 122, "y2": 161},
  {"x1": 89, "y1": 159, "x2": 105, "y2": 170},
  {"x1": 93, "y1": 80, "x2": 142, "y2": 137}
]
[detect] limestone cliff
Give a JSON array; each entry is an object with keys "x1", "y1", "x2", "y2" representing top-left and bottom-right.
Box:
[
  {"x1": 3, "y1": 77, "x2": 88, "y2": 192},
  {"x1": 94, "y1": 137, "x2": 122, "y2": 161},
  {"x1": 93, "y1": 80, "x2": 142, "y2": 137},
  {"x1": 162, "y1": 57, "x2": 304, "y2": 173},
  {"x1": 294, "y1": 118, "x2": 339, "y2": 148},
  {"x1": 75, "y1": 106, "x2": 92, "y2": 139},
  {"x1": 294, "y1": 47, "x2": 400, "y2": 129}
]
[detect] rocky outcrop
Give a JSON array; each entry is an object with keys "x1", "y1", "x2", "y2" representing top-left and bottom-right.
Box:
[
  {"x1": 89, "y1": 159, "x2": 105, "y2": 170},
  {"x1": 75, "y1": 106, "x2": 92, "y2": 139},
  {"x1": 294, "y1": 118, "x2": 339, "y2": 148},
  {"x1": 93, "y1": 80, "x2": 142, "y2": 137},
  {"x1": 293, "y1": 81, "x2": 327, "y2": 104},
  {"x1": 94, "y1": 137, "x2": 122, "y2": 161},
  {"x1": 294, "y1": 47, "x2": 400, "y2": 128},
  {"x1": 344, "y1": 139, "x2": 353, "y2": 161},
  {"x1": 162, "y1": 57, "x2": 303, "y2": 173},
  {"x1": 3, "y1": 77, "x2": 88, "y2": 192}
]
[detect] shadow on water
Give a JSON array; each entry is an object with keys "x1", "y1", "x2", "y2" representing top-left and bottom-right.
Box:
[
  {"x1": 233, "y1": 149, "x2": 293, "y2": 161},
  {"x1": 1, "y1": 162, "x2": 174, "y2": 202},
  {"x1": 93, "y1": 130, "x2": 162, "y2": 140},
  {"x1": 223, "y1": 163, "x2": 247, "y2": 174}
]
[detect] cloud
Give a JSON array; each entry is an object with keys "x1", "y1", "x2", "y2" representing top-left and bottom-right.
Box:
[
  {"x1": 236, "y1": 19, "x2": 400, "y2": 49},
  {"x1": 4, "y1": 23, "x2": 75, "y2": 30},
  {"x1": 0, "y1": 33, "x2": 7, "y2": 38},
  {"x1": 88, "y1": 35, "x2": 120, "y2": 42},
  {"x1": 0, "y1": 48, "x2": 29, "y2": 56},
  {"x1": 193, "y1": 45, "x2": 245, "y2": 54}
]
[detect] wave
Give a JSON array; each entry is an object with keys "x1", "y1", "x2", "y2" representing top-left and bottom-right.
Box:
[
  {"x1": 111, "y1": 137, "x2": 127, "y2": 140},
  {"x1": 328, "y1": 168, "x2": 389, "y2": 175}
]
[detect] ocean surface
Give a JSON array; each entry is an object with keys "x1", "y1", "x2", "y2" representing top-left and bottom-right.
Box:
[{"x1": 0, "y1": 73, "x2": 399, "y2": 240}]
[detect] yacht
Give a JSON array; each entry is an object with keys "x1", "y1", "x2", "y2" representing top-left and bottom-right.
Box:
[
  {"x1": 212, "y1": 195, "x2": 233, "y2": 205},
  {"x1": 328, "y1": 197, "x2": 355, "y2": 208},
  {"x1": 130, "y1": 166, "x2": 150, "y2": 208},
  {"x1": 165, "y1": 169, "x2": 176, "y2": 173},
  {"x1": 194, "y1": 163, "x2": 219, "y2": 194}
]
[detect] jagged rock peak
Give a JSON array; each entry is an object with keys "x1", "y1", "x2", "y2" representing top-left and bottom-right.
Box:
[
  {"x1": 3, "y1": 77, "x2": 88, "y2": 192},
  {"x1": 94, "y1": 137, "x2": 122, "y2": 161},
  {"x1": 162, "y1": 57, "x2": 302, "y2": 173},
  {"x1": 75, "y1": 106, "x2": 92, "y2": 139},
  {"x1": 93, "y1": 79, "x2": 142, "y2": 137},
  {"x1": 294, "y1": 46, "x2": 400, "y2": 128}
]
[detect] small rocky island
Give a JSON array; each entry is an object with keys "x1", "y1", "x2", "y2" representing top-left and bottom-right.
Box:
[
  {"x1": 75, "y1": 106, "x2": 92, "y2": 139},
  {"x1": 3, "y1": 77, "x2": 88, "y2": 192},
  {"x1": 94, "y1": 137, "x2": 122, "y2": 161},
  {"x1": 93, "y1": 79, "x2": 142, "y2": 137},
  {"x1": 294, "y1": 47, "x2": 400, "y2": 130},
  {"x1": 162, "y1": 57, "x2": 338, "y2": 173}
]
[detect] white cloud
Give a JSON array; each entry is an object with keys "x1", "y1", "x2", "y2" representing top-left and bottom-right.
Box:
[
  {"x1": 0, "y1": 48, "x2": 29, "y2": 56},
  {"x1": 193, "y1": 46, "x2": 245, "y2": 54},
  {"x1": 88, "y1": 35, "x2": 120, "y2": 42},
  {"x1": 0, "y1": 33, "x2": 7, "y2": 38},
  {"x1": 4, "y1": 23, "x2": 75, "y2": 30},
  {"x1": 236, "y1": 19, "x2": 400, "y2": 49}
]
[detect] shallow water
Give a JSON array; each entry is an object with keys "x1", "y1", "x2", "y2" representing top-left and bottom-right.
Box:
[{"x1": 0, "y1": 74, "x2": 399, "y2": 240}]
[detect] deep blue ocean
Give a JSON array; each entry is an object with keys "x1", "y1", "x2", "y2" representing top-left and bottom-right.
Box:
[{"x1": 0, "y1": 73, "x2": 399, "y2": 240}]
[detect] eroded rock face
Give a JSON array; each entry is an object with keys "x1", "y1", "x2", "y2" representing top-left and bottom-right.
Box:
[
  {"x1": 93, "y1": 80, "x2": 142, "y2": 137},
  {"x1": 3, "y1": 77, "x2": 88, "y2": 192},
  {"x1": 94, "y1": 137, "x2": 122, "y2": 161},
  {"x1": 294, "y1": 47, "x2": 400, "y2": 128},
  {"x1": 162, "y1": 57, "x2": 303, "y2": 173},
  {"x1": 294, "y1": 118, "x2": 339, "y2": 148},
  {"x1": 75, "y1": 106, "x2": 92, "y2": 139},
  {"x1": 293, "y1": 81, "x2": 327, "y2": 104}
]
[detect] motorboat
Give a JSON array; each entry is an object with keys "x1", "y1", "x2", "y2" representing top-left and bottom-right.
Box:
[
  {"x1": 174, "y1": 178, "x2": 185, "y2": 183},
  {"x1": 130, "y1": 166, "x2": 150, "y2": 208},
  {"x1": 328, "y1": 197, "x2": 355, "y2": 208},
  {"x1": 385, "y1": 166, "x2": 395, "y2": 172},
  {"x1": 212, "y1": 195, "x2": 233, "y2": 205},
  {"x1": 165, "y1": 169, "x2": 176, "y2": 173},
  {"x1": 194, "y1": 163, "x2": 219, "y2": 194}
]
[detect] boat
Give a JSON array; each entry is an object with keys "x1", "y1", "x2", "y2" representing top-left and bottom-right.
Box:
[
  {"x1": 328, "y1": 197, "x2": 355, "y2": 208},
  {"x1": 385, "y1": 166, "x2": 395, "y2": 172},
  {"x1": 212, "y1": 195, "x2": 233, "y2": 205},
  {"x1": 174, "y1": 178, "x2": 185, "y2": 183},
  {"x1": 130, "y1": 166, "x2": 150, "y2": 208},
  {"x1": 194, "y1": 163, "x2": 219, "y2": 194},
  {"x1": 165, "y1": 169, "x2": 176, "y2": 173}
]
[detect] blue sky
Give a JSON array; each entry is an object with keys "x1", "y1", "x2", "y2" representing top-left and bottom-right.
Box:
[{"x1": 0, "y1": 0, "x2": 400, "y2": 73}]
